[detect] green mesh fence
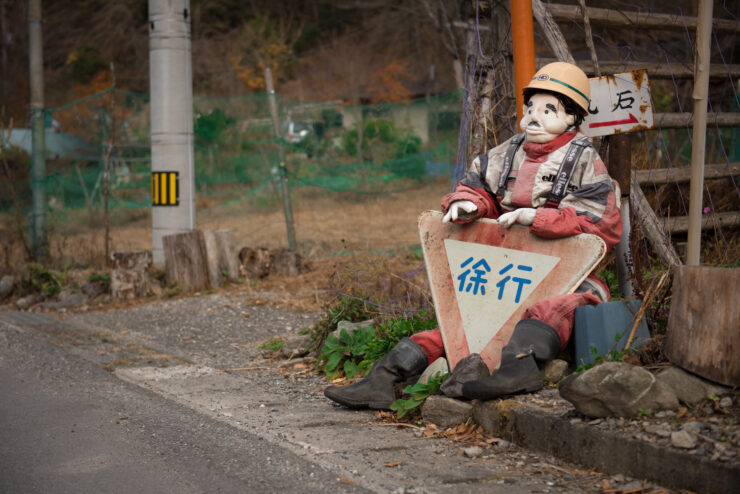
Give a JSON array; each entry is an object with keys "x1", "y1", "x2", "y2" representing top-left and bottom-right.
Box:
[{"x1": 8, "y1": 88, "x2": 462, "y2": 216}]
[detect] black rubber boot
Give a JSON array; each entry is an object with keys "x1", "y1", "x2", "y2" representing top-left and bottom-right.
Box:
[
  {"x1": 324, "y1": 337, "x2": 427, "y2": 410},
  {"x1": 461, "y1": 319, "x2": 561, "y2": 400}
]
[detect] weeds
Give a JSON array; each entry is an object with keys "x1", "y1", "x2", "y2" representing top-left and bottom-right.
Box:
[
  {"x1": 19, "y1": 263, "x2": 66, "y2": 297},
  {"x1": 259, "y1": 337, "x2": 285, "y2": 354},
  {"x1": 88, "y1": 271, "x2": 110, "y2": 290},
  {"x1": 317, "y1": 306, "x2": 437, "y2": 380},
  {"x1": 390, "y1": 372, "x2": 449, "y2": 418}
]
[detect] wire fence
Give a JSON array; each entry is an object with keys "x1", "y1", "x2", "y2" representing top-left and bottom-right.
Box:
[{"x1": 1, "y1": 0, "x2": 738, "y2": 270}]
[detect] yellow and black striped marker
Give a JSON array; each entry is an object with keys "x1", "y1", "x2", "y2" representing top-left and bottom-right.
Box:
[{"x1": 151, "y1": 171, "x2": 179, "y2": 206}]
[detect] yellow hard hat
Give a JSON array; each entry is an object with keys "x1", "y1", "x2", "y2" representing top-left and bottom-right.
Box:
[{"x1": 523, "y1": 62, "x2": 590, "y2": 113}]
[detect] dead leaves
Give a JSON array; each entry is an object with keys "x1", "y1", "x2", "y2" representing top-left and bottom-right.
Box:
[
  {"x1": 601, "y1": 485, "x2": 670, "y2": 494},
  {"x1": 372, "y1": 414, "x2": 498, "y2": 448}
]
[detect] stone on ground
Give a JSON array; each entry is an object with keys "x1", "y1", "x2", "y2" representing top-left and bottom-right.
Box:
[
  {"x1": 280, "y1": 334, "x2": 312, "y2": 359},
  {"x1": 558, "y1": 362, "x2": 679, "y2": 418},
  {"x1": 421, "y1": 395, "x2": 473, "y2": 428},
  {"x1": 541, "y1": 359, "x2": 569, "y2": 384},
  {"x1": 15, "y1": 293, "x2": 43, "y2": 310},
  {"x1": 463, "y1": 446, "x2": 483, "y2": 458},
  {"x1": 655, "y1": 366, "x2": 729, "y2": 406},
  {"x1": 332, "y1": 319, "x2": 375, "y2": 339},
  {"x1": 671, "y1": 430, "x2": 698, "y2": 449},
  {"x1": 0, "y1": 275, "x2": 15, "y2": 300}
]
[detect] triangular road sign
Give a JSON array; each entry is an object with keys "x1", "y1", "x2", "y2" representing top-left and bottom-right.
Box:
[{"x1": 419, "y1": 210, "x2": 606, "y2": 372}]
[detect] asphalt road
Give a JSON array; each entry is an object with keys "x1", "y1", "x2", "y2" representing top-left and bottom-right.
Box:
[
  {"x1": 0, "y1": 322, "x2": 368, "y2": 494},
  {"x1": 0, "y1": 298, "x2": 616, "y2": 494}
]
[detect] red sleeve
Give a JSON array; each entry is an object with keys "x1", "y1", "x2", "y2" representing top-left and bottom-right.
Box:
[
  {"x1": 529, "y1": 181, "x2": 623, "y2": 251},
  {"x1": 441, "y1": 184, "x2": 502, "y2": 223}
]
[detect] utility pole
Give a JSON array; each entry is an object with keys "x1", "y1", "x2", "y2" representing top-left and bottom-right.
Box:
[
  {"x1": 28, "y1": 0, "x2": 45, "y2": 261},
  {"x1": 149, "y1": 0, "x2": 195, "y2": 267}
]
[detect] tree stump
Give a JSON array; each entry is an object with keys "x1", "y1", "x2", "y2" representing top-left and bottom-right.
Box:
[
  {"x1": 664, "y1": 266, "x2": 740, "y2": 386},
  {"x1": 110, "y1": 250, "x2": 151, "y2": 300},
  {"x1": 238, "y1": 247, "x2": 308, "y2": 279},
  {"x1": 272, "y1": 248, "x2": 306, "y2": 277},
  {"x1": 239, "y1": 247, "x2": 273, "y2": 279},
  {"x1": 163, "y1": 231, "x2": 210, "y2": 292},
  {"x1": 202, "y1": 229, "x2": 240, "y2": 287}
]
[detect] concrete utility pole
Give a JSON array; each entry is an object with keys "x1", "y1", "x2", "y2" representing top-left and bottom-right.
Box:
[
  {"x1": 149, "y1": 0, "x2": 195, "y2": 267},
  {"x1": 28, "y1": 0, "x2": 45, "y2": 260}
]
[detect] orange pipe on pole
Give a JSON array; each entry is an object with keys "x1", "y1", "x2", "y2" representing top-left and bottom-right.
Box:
[{"x1": 511, "y1": 0, "x2": 537, "y2": 128}]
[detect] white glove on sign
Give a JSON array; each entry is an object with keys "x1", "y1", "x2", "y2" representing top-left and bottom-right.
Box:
[
  {"x1": 442, "y1": 200, "x2": 477, "y2": 223},
  {"x1": 497, "y1": 208, "x2": 536, "y2": 228}
]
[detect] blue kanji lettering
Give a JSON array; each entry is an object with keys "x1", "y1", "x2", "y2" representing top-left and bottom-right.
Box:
[
  {"x1": 496, "y1": 263, "x2": 533, "y2": 303},
  {"x1": 457, "y1": 257, "x2": 491, "y2": 296}
]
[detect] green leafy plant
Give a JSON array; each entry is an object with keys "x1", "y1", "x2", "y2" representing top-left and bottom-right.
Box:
[
  {"x1": 22, "y1": 263, "x2": 64, "y2": 297},
  {"x1": 259, "y1": 337, "x2": 285, "y2": 353},
  {"x1": 307, "y1": 295, "x2": 373, "y2": 356},
  {"x1": 88, "y1": 272, "x2": 110, "y2": 290},
  {"x1": 318, "y1": 311, "x2": 437, "y2": 380},
  {"x1": 572, "y1": 333, "x2": 629, "y2": 374},
  {"x1": 320, "y1": 327, "x2": 374, "y2": 379},
  {"x1": 599, "y1": 268, "x2": 620, "y2": 300},
  {"x1": 390, "y1": 372, "x2": 449, "y2": 418},
  {"x1": 637, "y1": 408, "x2": 651, "y2": 418}
]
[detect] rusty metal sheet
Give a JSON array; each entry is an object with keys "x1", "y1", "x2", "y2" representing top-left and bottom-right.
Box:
[
  {"x1": 419, "y1": 210, "x2": 606, "y2": 372},
  {"x1": 583, "y1": 70, "x2": 654, "y2": 137}
]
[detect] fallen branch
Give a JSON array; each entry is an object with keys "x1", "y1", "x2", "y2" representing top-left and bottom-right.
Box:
[
  {"x1": 216, "y1": 366, "x2": 272, "y2": 373},
  {"x1": 623, "y1": 271, "x2": 670, "y2": 351}
]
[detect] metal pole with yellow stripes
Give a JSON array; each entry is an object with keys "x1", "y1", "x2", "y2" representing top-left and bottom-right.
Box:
[{"x1": 149, "y1": 0, "x2": 195, "y2": 267}]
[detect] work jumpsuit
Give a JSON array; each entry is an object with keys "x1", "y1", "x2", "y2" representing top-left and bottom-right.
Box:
[{"x1": 411, "y1": 130, "x2": 623, "y2": 365}]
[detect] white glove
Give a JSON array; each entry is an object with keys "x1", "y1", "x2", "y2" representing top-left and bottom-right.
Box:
[
  {"x1": 443, "y1": 200, "x2": 477, "y2": 223},
  {"x1": 497, "y1": 208, "x2": 536, "y2": 228}
]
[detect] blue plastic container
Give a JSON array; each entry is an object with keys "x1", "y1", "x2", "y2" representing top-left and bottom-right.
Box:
[{"x1": 573, "y1": 299, "x2": 650, "y2": 367}]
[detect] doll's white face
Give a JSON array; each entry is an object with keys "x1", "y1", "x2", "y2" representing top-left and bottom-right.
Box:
[{"x1": 520, "y1": 93, "x2": 575, "y2": 143}]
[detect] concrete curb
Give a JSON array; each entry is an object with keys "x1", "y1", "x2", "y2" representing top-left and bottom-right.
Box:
[{"x1": 473, "y1": 399, "x2": 740, "y2": 494}]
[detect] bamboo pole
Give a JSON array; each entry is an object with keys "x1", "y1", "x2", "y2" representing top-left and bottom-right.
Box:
[
  {"x1": 531, "y1": 0, "x2": 574, "y2": 64},
  {"x1": 653, "y1": 112, "x2": 740, "y2": 128},
  {"x1": 544, "y1": 3, "x2": 740, "y2": 33},
  {"x1": 536, "y1": 59, "x2": 740, "y2": 79},
  {"x1": 264, "y1": 68, "x2": 297, "y2": 250},
  {"x1": 635, "y1": 163, "x2": 740, "y2": 184},
  {"x1": 686, "y1": 0, "x2": 713, "y2": 266},
  {"x1": 577, "y1": 0, "x2": 600, "y2": 77},
  {"x1": 511, "y1": 0, "x2": 536, "y2": 127}
]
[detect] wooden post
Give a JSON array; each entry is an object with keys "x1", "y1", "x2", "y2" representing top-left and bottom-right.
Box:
[
  {"x1": 686, "y1": 0, "x2": 714, "y2": 265},
  {"x1": 609, "y1": 134, "x2": 634, "y2": 298},
  {"x1": 162, "y1": 230, "x2": 210, "y2": 292},
  {"x1": 510, "y1": 0, "x2": 536, "y2": 126},
  {"x1": 264, "y1": 67, "x2": 297, "y2": 250},
  {"x1": 665, "y1": 266, "x2": 740, "y2": 386}
]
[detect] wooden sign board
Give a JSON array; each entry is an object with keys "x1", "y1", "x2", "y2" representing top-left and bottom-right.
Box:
[
  {"x1": 419, "y1": 211, "x2": 606, "y2": 371},
  {"x1": 583, "y1": 70, "x2": 654, "y2": 138}
]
